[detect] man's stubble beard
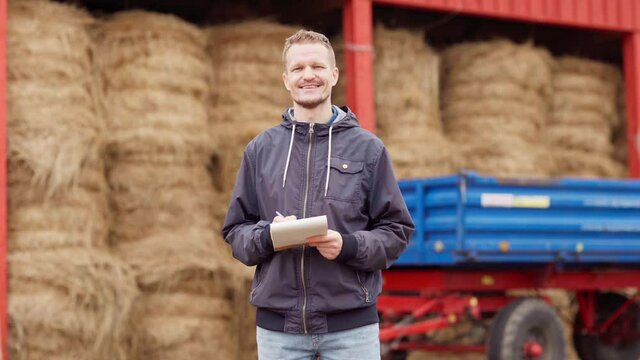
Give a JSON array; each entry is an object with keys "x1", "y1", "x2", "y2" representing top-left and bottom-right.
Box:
[{"x1": 293, "y1": 92, "x2": 331, "y2": 109}]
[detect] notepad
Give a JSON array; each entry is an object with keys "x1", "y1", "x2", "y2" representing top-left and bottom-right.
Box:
[{"x1": 270, "y1": 215, "x2": 328, "y2": 251}]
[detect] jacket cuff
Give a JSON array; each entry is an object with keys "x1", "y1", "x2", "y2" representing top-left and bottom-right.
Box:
[
  {"x1": 336, "y1": 233, "x2": 357, "y2": 261},
  {"x1": 260, "y1": 224, "x2": 274, "y2": 252}
]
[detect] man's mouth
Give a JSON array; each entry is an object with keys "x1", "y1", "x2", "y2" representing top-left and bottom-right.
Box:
[{"x1": 300, "y1": 83, "x2": 321, "y2": 89}]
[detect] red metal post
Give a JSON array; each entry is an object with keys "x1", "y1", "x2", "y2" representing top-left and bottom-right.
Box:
[
  {"x1": 623, "y1": 32, "x2": 640, "y2": 178},
  {"x1": 0, "y1": 0, "x2": 6, "y2": 358},
  {"x1": 343, "y1": 0, "x2": 376, "y2": 132}
]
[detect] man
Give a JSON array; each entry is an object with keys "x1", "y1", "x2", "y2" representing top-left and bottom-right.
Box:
[{"x1": 223, "y1": 29, "x2": 414, "y2": 360}]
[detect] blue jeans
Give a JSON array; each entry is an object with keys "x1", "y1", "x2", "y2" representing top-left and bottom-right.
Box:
[{"x1": 256, "y1": 323, "x2": 381, "y2": 360}]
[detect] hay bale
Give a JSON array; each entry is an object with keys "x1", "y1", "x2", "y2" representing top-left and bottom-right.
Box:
[
  {"x1": 457, "y1": 136, "x2": 550, "y2": 178},
  {"x1": 373, "y1": 25, "x2": 457, "y2": 178},
  {"x1": 548, "y1": 148, "x2": 626, "y2": 178},
  {"x1": 545, "y1": 56, "x2": 623, "y2": 177},
  {"x1": 442, "y1": 40, "x2": 553, "y2": 93},
  {"x1": 206, "y1": 20, "x2": 298, "y2": 193},
  {"x1": 8, "y1": 0, "x2": 102, "y2": 192},
  {"x1": 8, "y1": 249, "x2": 138, "y2": 360},
  {"x1": 97, "y1": 11, "x2": 251, "y2": 360},
  {"x1": 441, "y1": 39, "x2": 552, "y2": 177},
  {"x1": 374, "y1": 24, "x2": 442, "y2": 138},
  {"x1": 8, "y1": 151, "x2": 109, "y2": 252},
  {"x1": 94, "y1": 10, "x2": 212, "y2": 164}
]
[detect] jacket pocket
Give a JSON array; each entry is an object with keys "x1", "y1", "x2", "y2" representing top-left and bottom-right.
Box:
[
  {"x1": 325, "y1": 157, "x2": 364, "y2": 202},
  {"x1": 250, "y1": 263, "x2": 268, "y2": 301},
  {"x1": 355, "y1": 271, "x2": 371, "y2": 303}
]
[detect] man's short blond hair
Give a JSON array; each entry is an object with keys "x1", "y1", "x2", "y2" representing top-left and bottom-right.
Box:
[{"x1": 282, "y1": 29, "x2": 336, "y2": 68}]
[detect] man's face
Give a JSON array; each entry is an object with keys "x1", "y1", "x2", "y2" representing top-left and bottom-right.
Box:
[{"x1": 283, "y1": 43, "x2": 339, "y2": 109}]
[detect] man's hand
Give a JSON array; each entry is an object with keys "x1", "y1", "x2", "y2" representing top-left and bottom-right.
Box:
[
  {"x1": 307, "y1": 230, "x2": 343, "y2": 260},
  {"x1": 273, "y1": 214, "x2": 297, "y2": 223}
]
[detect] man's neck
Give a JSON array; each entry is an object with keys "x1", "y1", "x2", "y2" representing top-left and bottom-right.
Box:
[{"x1": 292, "y1": 102, "x2": 333, "y2": 123}]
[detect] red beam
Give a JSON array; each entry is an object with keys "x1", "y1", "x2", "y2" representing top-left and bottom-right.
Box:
[
  {"x1": 343, "y1": 0, "x2": 376, "y2": 132},
  {"x1": 0, "y1": 0, "x2": 7, "y2": 358},
  {"x1": 380, "y1": 316, "x2": 449, "y2": 341},
  {"x1": 383, "y1": 269, "x2": 640, "y2": 292},
  {"x1": 373, "y1": 0, "x2": 639, "y2": 32},
  {"x1": 623, "y1": 32, "x2": 640, "y2": 178}
]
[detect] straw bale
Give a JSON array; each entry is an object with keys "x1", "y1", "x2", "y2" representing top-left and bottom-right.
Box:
[
  {"x1": 543, "y1": 125, "x2": 613, "y2": 155},
  {"x1": 8, "y1": 249, "x2": 138, "y2": 360},
  {"x1": 556, "y1": 56, "x2": 622, "y2": 83},
  {"x1": 138, "y1": 316, "x2": 236, "y2": 360},
  {"x1": 553, "y1": 73, "x2": 617, "y2": 98},
  {"x1": 114, "y1": 229, "x2": 237, "y2": 286},
  {"x1": 443, "y1": 98, "x2": 546, "y2": 129},
  {"x1": 207, "y1": 20, "x2": 296, "y2": 63},
  {"x1": 445, "y1": 115, "x2": 540, "y2": 143},
  {"x1": 443, "y1": 81, "x2": 546, "y2": 109},
  {"x1": 552, "y1": 92, "x2": 616, "y2": 121},
  {"x1": 547, "y1": 148, "x2": 627, "y2": 178},
  {"x1": 95, "y1": 10, "x2": 213, "y2": 160},
  {"x1": 442, "y1": 40, "x2": 553, "y2": 94},
  {"x1": 374, "y1": 24, "x2": 442, "y2": 136},
  {"x1": 386, "y1": 134, "x2": 463, "y2": 179},
  {"x1": 206, "y1": 20, "x2": 298, "y2": 193},
  {"x1": 8, "y1": 0, "x2": 102, "y2": 193},
  {"x1": 95, "y1": 10, "x2": 205, "y2": 46},
  {"x1": 8, "y1": 154, "x2": 109, "y2": 252},
  {"x1": 454, "y1": 136, "x2": 550, "y2": 177},
  {"x1": 8, "y1": 1, "x2": 93, "y2": 82}
]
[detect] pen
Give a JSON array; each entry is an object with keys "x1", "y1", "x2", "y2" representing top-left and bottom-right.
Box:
[{"x1": 276, "y1": 211, "x2": 284, "y2": 217}]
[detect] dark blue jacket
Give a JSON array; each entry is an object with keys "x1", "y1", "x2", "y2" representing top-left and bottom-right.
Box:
[{"x1": 223, "y1": 106, "x2": 414, "y2": 334}]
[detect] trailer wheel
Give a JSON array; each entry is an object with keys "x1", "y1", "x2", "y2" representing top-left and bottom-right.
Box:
[
  {"x1": 573, "y1": 292, "x2": 640, "y2": 360},
  {"x1": 487, "y1": 298, "x2": 565, "y2": 360}
]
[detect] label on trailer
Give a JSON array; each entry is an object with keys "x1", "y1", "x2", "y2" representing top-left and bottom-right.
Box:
[{"x1": 481, "y1": 194, "x2": 550, "y2": 208}]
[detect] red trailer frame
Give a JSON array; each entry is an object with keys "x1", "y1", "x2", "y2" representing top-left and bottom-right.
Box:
[{"x1": 342, "y1": 0, "x2": 640, "y2": 358}]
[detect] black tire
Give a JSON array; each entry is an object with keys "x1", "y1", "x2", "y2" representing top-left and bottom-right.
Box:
[
  {"x1": 487, "y1": 298, "x2": 565, "y2": 360},
  {"x1": 573, "y1": 292, "x2": 640, "y2": 360}
]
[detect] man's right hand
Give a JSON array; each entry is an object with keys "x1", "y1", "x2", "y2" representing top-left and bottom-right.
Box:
[{"x1": 273, "y1": 215, "x2": 297, "y2": 223}]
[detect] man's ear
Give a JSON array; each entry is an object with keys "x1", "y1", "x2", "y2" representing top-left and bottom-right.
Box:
[
  {"x1": 332, "y1": 67, "x2": 339, "y2": 87},
  {"x1": 283, "y1": 72, "x2": 291, "y2": 91}
]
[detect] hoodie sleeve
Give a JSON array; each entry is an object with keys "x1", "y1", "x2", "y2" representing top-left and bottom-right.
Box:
[
  {"x1": 222, "y1": 146, "x2": 274, "y2": 266},
  {"x1": 336, "y1": 146, "x2": 415, "y2": 272}
]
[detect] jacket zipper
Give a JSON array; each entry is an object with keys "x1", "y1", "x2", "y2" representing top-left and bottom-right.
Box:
[
  {"x1": 301, "y1": 122, "x2": 315, "y2": 333},
  {"x1": 356, "y1": 272, "x2": 370, "y2": 303}
]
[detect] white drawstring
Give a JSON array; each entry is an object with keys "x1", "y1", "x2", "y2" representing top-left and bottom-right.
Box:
[
  {"x1": 324, "y1": 125, "x2": 334, "y2": 197},
  {"x1": 282, "y1": 124, "x2": 296, "y2": 188}
]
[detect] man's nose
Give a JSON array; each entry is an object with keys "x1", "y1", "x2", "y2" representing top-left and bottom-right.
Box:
[{"x1": 302, "y1": 67, "x2": 314, "y2": 79}]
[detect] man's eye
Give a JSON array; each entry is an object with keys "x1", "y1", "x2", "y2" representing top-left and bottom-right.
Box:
[
  {"x1": 314, "y1": 66, "x2": 324, "y2": 69},
  {"x1": 292, "y1": 67, "x2": 302, "y2": 72}
]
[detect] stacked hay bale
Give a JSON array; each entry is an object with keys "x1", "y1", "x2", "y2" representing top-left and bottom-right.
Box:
[
  {"x1": 206, "y1": 20, "x2": 299, "y2": 360},
  {"x1": 613, "y1": 82, "x2": 628, "y2": 170},
  {"x1": 374, "y1": 25, "x2": 460, "y2": 179},
  {"x1": 441, "y1": 40, "x2": 553, "y2": 177},
  {"x1": 546, "y1": 56, "x2": 626, "y2": 178},
  {"x1": 7, "y1": 1, "x2": 138, "y2": 359},
  {"x1": 94, "y1": 11, "x2": 244, "y2": 360},
  {"x1": 206, "y1": 20, "x2": 297, "y2": 195}
]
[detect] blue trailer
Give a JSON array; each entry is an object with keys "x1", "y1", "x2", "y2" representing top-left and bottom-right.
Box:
[{"x1": 379, "y1": 172, "x2": 640, "y2": 360}]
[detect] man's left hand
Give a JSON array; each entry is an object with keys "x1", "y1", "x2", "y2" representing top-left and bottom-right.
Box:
[{"x1": 307, "y1": 230, "x2": 343, "y2": 260}]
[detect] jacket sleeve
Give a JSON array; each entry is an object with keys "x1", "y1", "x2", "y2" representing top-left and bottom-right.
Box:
[
  {"x1": 222, "y1": 146, "x2": 274, "y2": 266},
  {"x1": 336, "y1": 146, "x2": 415, "y2": 272}
]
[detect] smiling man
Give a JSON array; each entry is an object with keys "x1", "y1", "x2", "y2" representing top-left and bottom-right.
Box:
[{"x1": 223, "y1": 29, "x2": 414, "y2": 360}]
